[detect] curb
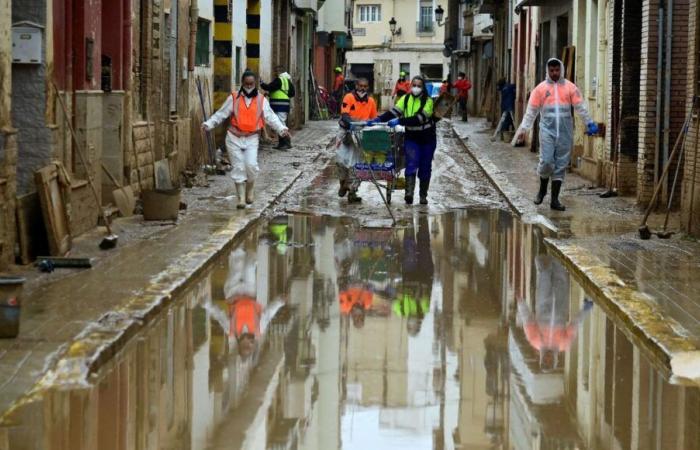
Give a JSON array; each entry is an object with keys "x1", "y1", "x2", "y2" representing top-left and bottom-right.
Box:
[
  {"x1": 451, "y1": 122, "x2": 700, "y2": 383},
  {"x1": 0, "y1": 169, "x2": 306, "y2": 425}
]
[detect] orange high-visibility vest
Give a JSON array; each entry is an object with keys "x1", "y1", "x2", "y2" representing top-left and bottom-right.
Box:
[
  {"x1": 341, "y1": 93, "x2": 378, "y2": 121},
  {"x1": 339, "y1": 288, "x2": 373, "y2": 314},
  {"x1": 228, "y1": 295, "x2": 262, "y2": 338},
  {"x1": 230, "y1": 93, "x2": 265, "y2": 134}
]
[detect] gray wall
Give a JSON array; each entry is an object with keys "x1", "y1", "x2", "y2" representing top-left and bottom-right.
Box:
[{"x1": 12, "y1": 0, "x2": 53, "y2": 195}]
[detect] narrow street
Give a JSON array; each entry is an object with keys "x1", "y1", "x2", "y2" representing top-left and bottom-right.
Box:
[{"x1": 1, "y1": 121, "x2": 699, "y2": 449}]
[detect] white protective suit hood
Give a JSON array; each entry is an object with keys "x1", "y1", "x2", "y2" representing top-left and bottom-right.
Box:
[{"x1": 545, "y1": 58, "x2": 566, "y2": 84}]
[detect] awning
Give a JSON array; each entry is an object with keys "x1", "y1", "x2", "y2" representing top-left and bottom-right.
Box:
[{"x1": 515, "y1": 0, "x2": 567, "y2": 13}]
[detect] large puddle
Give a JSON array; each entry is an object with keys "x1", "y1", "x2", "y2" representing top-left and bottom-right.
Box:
[{"x1": 2, "y1": 209, "x2": 700, "y2": 449}]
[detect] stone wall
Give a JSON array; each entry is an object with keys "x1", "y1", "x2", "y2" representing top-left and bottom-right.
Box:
[
  {"x1": 130, "y1": 122, "x2": 156, "y2": 192},
  {"x1": 11, "y1": 0, "x2": 54, "y2": 196}
]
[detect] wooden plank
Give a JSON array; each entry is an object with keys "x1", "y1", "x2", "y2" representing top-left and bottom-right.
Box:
[
  {"x1": 34, "y1": 165, "x2": 71, "y2": 256},
  {"x1": 16, "y1": 192, "x2": 50, "y2": 264}
]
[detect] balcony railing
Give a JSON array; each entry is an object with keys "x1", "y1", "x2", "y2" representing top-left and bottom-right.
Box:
[{"x1": 416, "y1": 21, "x2": 435, "y2": 36}]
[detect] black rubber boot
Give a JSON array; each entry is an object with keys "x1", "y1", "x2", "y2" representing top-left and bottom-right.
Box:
[
  {"x1": 419, "y1": 178, "x2": 430, "y2": 205},
  {"x1": 550, "y1": 180, "x2": 566, "y2": 211},
  {"x1": 405, "y1": 175, "x2": 416, "y2": 204},
  {"x1": 278, "y1": 136, "x2": 292, "y2": 150},
  {"x1": 534, "y1": 177, "x2": 549, "y2": 205},
  {"x1": 338, "y1": 180, "x2": 348, "y2": 197},
  {"x1": 348, "y1": 191, "x2": 362, "y2": 203}
]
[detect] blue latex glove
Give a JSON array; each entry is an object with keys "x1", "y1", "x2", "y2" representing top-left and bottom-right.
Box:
[
  {"x1": 365, "y1": 118, "x2": 380, "y2": 126},
  {"x1": 387, "y1": 118, "x2": 400, "y2": 128},
  {"x1": 586, "y1": 121, "x2": 599, "y2": 136}
]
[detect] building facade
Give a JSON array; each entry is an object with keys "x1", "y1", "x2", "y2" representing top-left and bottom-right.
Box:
[
  {"x1": 346, "y1": 0, "x2": 449, "y2": 109},
  {"x1": 445, "y1": 0, "x2": 700, "y2": 239}
]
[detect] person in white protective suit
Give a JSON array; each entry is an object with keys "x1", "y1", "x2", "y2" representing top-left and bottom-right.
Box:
[
  {"x1": 514, "y1": 58, "x2": 599, "y2": 211},
  {"x1": 202, "y1": 70, "x2": 291, "y2": 209}
]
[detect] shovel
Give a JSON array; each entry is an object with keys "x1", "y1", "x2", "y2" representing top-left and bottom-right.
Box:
[{"x1": 101, "y1": 164, "x2": 135, "y2": 217}]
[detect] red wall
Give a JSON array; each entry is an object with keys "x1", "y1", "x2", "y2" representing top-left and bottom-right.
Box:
[
  {"x1": 53, "y1": 0, "x2": 72, "y2": 89},
  {"x1": 101, "y1": 0, "x2": 123, "y2": 89},
  {"x1": 53, "y1": 0, "x2": 131, "y2": 92}
]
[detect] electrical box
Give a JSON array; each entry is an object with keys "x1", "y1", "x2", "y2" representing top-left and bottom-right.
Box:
[{"x1": 12, "y1": 22, "x2": 44, "y2": 64}]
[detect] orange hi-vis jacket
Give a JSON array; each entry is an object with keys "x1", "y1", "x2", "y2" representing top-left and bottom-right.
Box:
[
  {"x1": 518, "y1": 60, "x2": 592, "y2": 142},
  {"x1": 339, "y1": 287, "x2": 373, "y2": 314},
  {"x1": 229, "y1": 93, "x2": 265, "y2": 136},
  {"x1": 333, "y1": 74, "x2": 345, "y2": 92},
  {"x1": 393, "y1": 80, "x2": 411, "y2": 96},
  {"x1": 341, "y1": 93, "x2": 378, "y2": 121},
  {"x1": 228, "y1": 295, "x2": 262, "y2": 338}
]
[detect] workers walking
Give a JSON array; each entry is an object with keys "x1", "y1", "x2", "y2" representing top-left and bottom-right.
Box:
[
  {"x1": 514, "y1": 58, "x2": 598, "y2": 211},
  {"x1": 332, "y1": 67, "x2": 345, "y2": 115},
  {"x1": 393, "y1": 70, "x2": 411, "y2": 99},
  {"x1": 336, "y1": 78, "x2": 378, "y2": 203},
  {"x1": 492, "y1": 78, "x2": 516, "y2": 142},
  {"x1": 453, "y1": 72, "x2": 472, "y2": 122},
  {"x1": 203, "y1": 70, "x2": 290, "y2": 210},
  {"x1": 261, "y1": 66, "x2": 295, "y2": 150},
  {"x1": 372, "y1": 75, "x2": 436, "y2": 205}
]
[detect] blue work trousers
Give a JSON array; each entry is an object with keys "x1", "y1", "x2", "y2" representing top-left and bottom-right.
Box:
[{"x1": 404, "y1": 135, "x2": 437, "y2": 181}]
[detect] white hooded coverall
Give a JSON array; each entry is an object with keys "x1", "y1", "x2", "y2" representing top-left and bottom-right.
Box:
[
  {"x1": 204, "y1": 93, "x2": 288, "y2": 184},
  {"x1": 516, "y1": 58, "x2": 593, "y2": 181}
]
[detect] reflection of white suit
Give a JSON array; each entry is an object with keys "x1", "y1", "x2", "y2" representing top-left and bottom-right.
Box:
[
  {"x1": 534, "y1": 254, "x2": 570, "y2": 328},
  {"x1": 224, "y1": 248, "x2": 258, "y2": 300}
]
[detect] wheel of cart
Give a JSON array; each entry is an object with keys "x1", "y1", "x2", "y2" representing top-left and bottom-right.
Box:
[{"x1": 350, "y1": 122, "x2": 405, "y2": 224}]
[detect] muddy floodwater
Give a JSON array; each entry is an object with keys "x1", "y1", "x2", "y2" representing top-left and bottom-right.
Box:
[{"x1": 3, "y1": 209, "x2": 700, "y2": 450}]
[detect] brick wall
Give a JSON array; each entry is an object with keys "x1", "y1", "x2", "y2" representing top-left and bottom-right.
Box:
[
  {"x1": 637, "y1": 0, "x2": 690, "y2": 205},
  {"x1": 682, "y1": 0, "x2": 700, "y2": 236},
  {"x1": 637, "y1": 0, "x2": 660, "y2": 204}
]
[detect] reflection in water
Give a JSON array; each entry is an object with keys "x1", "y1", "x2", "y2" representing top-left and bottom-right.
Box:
[{"x1": 3, "y1": 210, "x2": 700, "y2": 449}]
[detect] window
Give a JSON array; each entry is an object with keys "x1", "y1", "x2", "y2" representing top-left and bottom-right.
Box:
[
  {"x1": 400, "y1": 63, "x2": 410, "y2": 76},
  {"x1": 358, "y1": 5, "x2": 381, "y2": 23},
  {"x1": 195, "y1": 19, "x2": 211, "y2": 66},
  {"x1": 418, "y1": 5, "x2": 433, "y2": 32}
]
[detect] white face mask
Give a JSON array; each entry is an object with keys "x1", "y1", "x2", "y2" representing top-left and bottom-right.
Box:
[
  {"x1": 411, "y1": 86, "x2": 422, "y2": 96},
  {"x1": 243, "y1": 86, "x2": 255, "y2": 94},
  {"x1": 356, "y1": 90, "x2": 367, "y2": 98}
]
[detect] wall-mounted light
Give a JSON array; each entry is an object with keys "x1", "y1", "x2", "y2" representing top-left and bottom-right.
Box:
[
  {"x1": 389, "y1": 17, "x2": 401, "y2": 36},
  {"x1": 435, "y1": 5, "x2": 447, "y2": 26}
]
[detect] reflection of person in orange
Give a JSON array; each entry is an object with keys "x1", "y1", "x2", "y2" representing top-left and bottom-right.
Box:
[
  {"x1": 207, "y1": 241, "x2": 284, "y2": 360},
  {"x1": 339, "y1": 286, "x2": 373, "y2": 329},
  {"x1": 228, "y1": 295, "x2": 263, "y2": 358},
  {"x1": 517, "y1": 253, "x2": 592, "y2": 369}
]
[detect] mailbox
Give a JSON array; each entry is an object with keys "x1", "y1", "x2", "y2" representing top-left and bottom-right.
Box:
[{"x1": 12, "y1": 22, "x2": 44, "y2": 64}]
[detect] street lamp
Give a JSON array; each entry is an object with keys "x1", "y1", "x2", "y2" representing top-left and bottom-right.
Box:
[
  {"x1": 389, "y1": 17, "x2": 401, "y2": 36},
  {"x1": 435, "y1": 5, "x2": 447, "y2": 26}
]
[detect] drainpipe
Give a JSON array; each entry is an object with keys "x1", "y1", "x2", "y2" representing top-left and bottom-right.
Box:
[
  {"x1": 662, "y1": 0, "x2": 673, "y2": 203},
  {"x1": 188, "y1": 0, "x2": 199, "y2": 71},
  {"x1": 655, "y1": 2, "x2": 664, "y2": 191}
]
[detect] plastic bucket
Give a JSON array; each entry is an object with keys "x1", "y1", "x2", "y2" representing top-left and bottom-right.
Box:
[
  {"x1": 142, "y1": 189, "x2": 181, "y2": 221},
  {"x1": 0, "y1": 276, "x2": 25, "y2": 338}
]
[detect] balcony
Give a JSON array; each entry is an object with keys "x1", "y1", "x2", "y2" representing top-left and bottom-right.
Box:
[
  {"x1": 293, "y1": 0, "x2": 318, "y2": 13},
  {"x1": 416, "y1": 21, "x2": 435, "y2": 37}
]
